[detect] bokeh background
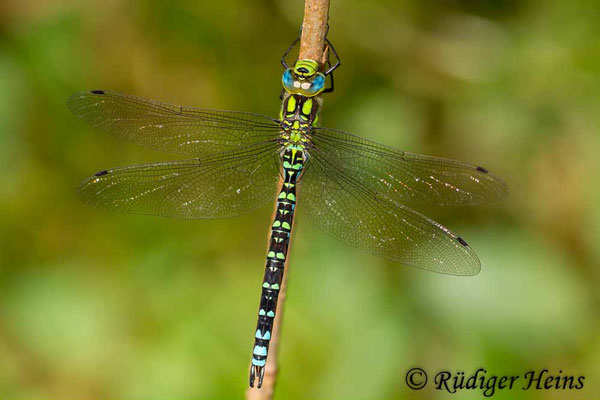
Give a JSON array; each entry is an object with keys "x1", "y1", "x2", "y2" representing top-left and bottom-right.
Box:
[{"x1": 1, "y1": 1, "x2": 599, "y2": 399}]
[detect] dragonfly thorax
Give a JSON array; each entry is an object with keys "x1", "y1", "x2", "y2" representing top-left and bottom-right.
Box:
[
  {"x1": 280, "y1": 93, "x2": 321, "y2": 147},
  {"x1": 280, "y1": 93, "x2": 320, "y2": 124}
]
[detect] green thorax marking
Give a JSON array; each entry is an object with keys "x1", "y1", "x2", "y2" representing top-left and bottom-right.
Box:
[{"x1": 279, "y1": 94, "x2": 321, "y2": 146}]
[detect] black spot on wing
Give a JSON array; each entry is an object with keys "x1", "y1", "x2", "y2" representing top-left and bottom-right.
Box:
[
  {"x1": 95, "y1": 170, "x2": 109, "y2": 176},
  {"x1": 476, "y1": 166, "x2": 489, "y2": 173},
  {"x1": 457, "y1": 237, "x2": 469, "y2": 247},
  {"x1": 90, "y1": 90, "x2": 105, "y2": 95}
]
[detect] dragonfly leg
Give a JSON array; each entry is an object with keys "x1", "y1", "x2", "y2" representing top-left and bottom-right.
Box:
[
  {"x1": 323, "y1": 38, "x2": 341, "y2": 76},
  {"x1": 322, "y1": 59, "x2": 335, "y2": 93},
  {"x1": 281, "y1": 27, "x2": 303, "y2": 69}
]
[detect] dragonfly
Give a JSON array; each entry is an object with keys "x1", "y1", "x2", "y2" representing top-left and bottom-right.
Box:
[{"x1": 67, "y1": 35, "x2": 507, "y2": 388}]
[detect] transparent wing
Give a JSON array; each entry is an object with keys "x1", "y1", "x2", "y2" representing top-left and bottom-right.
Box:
[
  {"x1": 310, "y1": 127, "x2": 508, "y2": 206},
  {"x1": 67, "y1": 90, "x2": 282, "y2": 156},
  {"x1": 299, "y1": 147, "x2": 481, "y2": 275},
  {"x1": 78, "y1": 141, "x2": 282, "y2": 219}
]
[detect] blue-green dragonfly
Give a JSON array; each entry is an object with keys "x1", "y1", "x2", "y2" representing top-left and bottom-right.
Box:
[{"x1": 67, "y1": 36, "x2": 507, "y2": 388}]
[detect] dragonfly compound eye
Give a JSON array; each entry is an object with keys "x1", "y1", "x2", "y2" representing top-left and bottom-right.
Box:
[
  {"x1": 300, "y1": 73, "x2": 326, "y2": 97},
  {"x1": 282, "y1": 68, "x2": 301, "y2": 94}
]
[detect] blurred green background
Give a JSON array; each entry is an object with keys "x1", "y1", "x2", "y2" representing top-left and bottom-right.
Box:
[{"x1": 1, "y1": 0, "x2": 599, "y2": 399}]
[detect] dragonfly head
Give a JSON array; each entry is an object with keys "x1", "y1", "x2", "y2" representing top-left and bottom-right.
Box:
[{"x1": 282, "y1": 59, "x2": 326, "y2": 97}]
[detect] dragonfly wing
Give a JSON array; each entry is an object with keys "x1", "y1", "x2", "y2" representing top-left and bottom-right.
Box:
[
  {"x1": 299, "y1": 147, "x2": 480, "y2": 275},
  {"x1": 311, "y1": 127, "x2": 508, "y2": 206},
  {"x1": 67, "y1": 90, "x2": 282, "y2": 156},
  {"x1": 78, "y1": 142, "x2": 282, "y2": 219}
]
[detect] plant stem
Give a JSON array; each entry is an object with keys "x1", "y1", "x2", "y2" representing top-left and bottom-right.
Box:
[
  {"x1": 245, "y1": 1, "x2": 331, "y2": 399},
  {"x1": 299, "y1": 0, "x2": 331, "y2": 62}
]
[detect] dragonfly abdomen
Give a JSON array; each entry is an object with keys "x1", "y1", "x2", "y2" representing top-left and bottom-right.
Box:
[{"x1": 250, "y1": 146, "x2": 305, "y2": 388}]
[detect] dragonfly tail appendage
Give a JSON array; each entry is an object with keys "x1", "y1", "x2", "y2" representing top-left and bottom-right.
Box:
[{"x1": 250, "y1": 365, "x2": 265, "y2": 388}]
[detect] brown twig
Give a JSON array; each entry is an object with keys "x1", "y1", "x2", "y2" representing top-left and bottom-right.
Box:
[
  {"x1": 245, "y1": 1, "x2": 331, "y2": 399},
  {"x1": 299, "y1": 0, "x2": 331, "y2": 62}
]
